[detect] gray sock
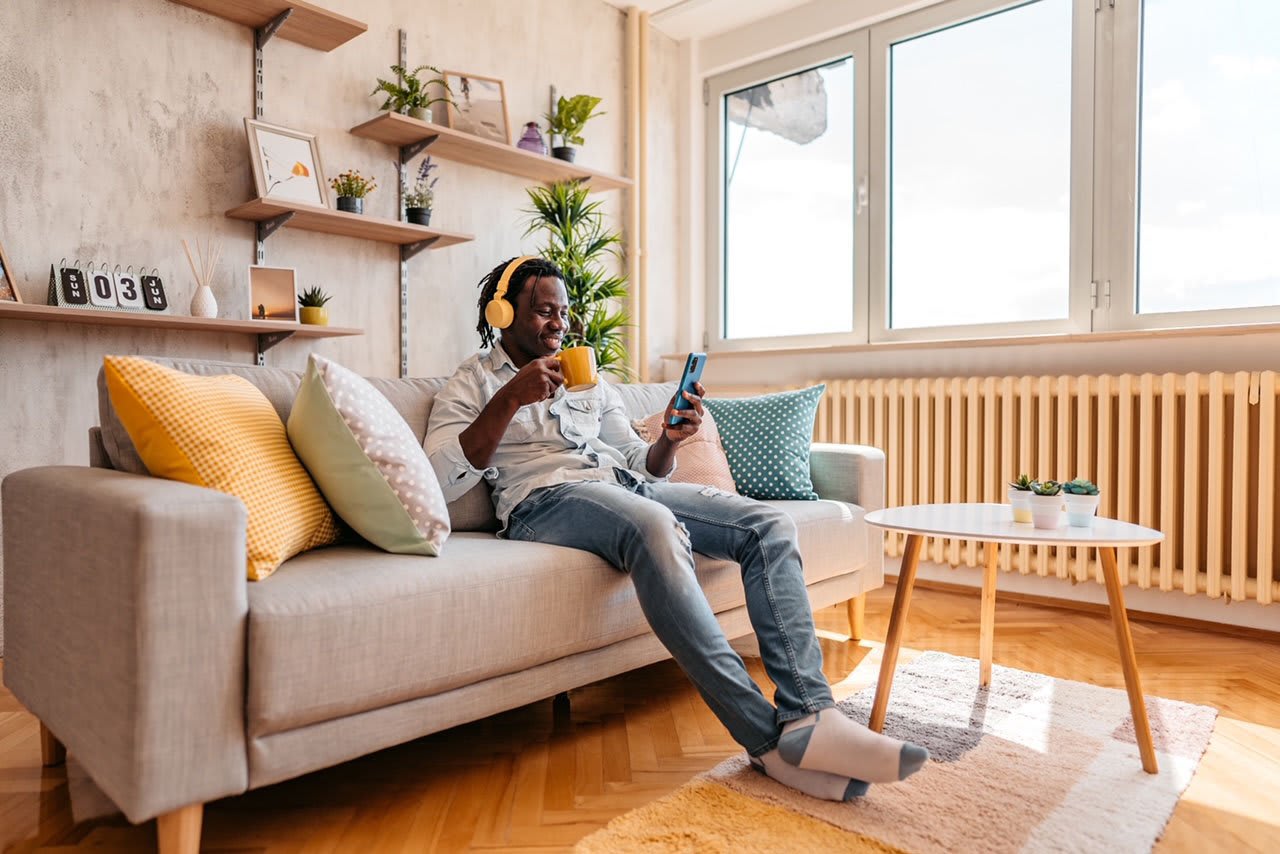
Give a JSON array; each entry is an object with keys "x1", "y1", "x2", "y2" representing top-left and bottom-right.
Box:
[
  {"x1": 777, "y1": 708, "x2": 929, "y2": 783},
  {"x1": 749, "y1": 748, "x2": 869, "y2": 801}
]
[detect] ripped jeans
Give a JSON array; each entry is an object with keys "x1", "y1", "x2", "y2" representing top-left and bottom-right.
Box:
[{"x1": 505, "y1": 469, "x2": 834, "y2": 755}]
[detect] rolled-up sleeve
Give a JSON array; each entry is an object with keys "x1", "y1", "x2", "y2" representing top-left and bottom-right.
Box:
[
  {"x1": 598, "y1": 382, "x2": 675, "y2": 482},
  {"x1": 425, "y1": 370, "x2": 499, "y2": 503}
]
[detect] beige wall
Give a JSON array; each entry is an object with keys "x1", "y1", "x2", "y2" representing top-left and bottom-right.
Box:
[{"x1": 0, "y1": 0, "x2": 680, "y2": 652}]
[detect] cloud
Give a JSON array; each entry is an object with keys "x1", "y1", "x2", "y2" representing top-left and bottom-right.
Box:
[{"x1": 1210, "y1": 54, "x2": 1280, "y2": 81}]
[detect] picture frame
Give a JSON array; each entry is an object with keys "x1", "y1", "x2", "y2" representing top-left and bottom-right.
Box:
[
  {"x1": 248, "y1": 265, "x2": 298, "y2": 322},
  {"x1": 0, "y1": 239, "x2": 22, "y2": 303},
  {"x1": 243, "y1": 118, "x2": 328, "y2": 208},
  {"x1": 442, "y1": 71, "x2": 510, "y2": 145}
]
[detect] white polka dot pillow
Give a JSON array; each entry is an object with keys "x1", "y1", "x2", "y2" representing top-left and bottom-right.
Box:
[
  {"x1": 287, "y1": 354, "x2": 450, "y2": 556},
  {"x1": 632, "y1": 407, "x2": 738, "y2": 494},
  {"x1": 703, "y1": 385, "x2": 826, "y2": 500}
]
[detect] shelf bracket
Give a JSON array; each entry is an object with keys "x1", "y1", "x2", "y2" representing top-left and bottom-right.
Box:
[
  {"x1": 401, "y1": 237, "x2": 440, "y2": 262},
  {"x1": 255, "y1": 8, "x2": 294, "y2": 49},
  {"x1": 256, "y1": 212, "x2": 294, "y2": 243},
  {"x1": 256, "y1": 330, "x2": 294, "y2": 366},
  {"x1": 400, "y1": 135, "x2": 438, "y2": 164}
]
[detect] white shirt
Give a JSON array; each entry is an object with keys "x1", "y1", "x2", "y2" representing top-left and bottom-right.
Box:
[{"x1": 425, "y1": 343, "x2": 671, "y2": 529}]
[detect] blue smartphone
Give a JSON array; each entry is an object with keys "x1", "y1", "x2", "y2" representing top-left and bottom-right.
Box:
[{"x1": 668, "y1": 352, "x2": 707, "y2": 427}]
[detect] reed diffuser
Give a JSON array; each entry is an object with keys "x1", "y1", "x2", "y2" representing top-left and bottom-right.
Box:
[{"x1": 182, "y1": 235, "x2": 223, "y2": 319}]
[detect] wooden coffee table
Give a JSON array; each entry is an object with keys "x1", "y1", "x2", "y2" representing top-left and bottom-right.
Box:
[{"x1": 863, "y1": 502, "x2": 1164, "y2": 773}]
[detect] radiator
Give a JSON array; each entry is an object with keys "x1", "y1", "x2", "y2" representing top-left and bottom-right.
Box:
[{"x1": 813, "y1": 372, "x2": 1278, "y2": 606}]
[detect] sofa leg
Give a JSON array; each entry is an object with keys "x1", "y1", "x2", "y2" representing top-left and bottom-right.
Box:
[
  {"x1": 847, "y1": 594, "x2": 866, "y2": 642},
  {"x1": 157, "y1": 803, "x2": 203, "y2": 854},
  {"x1": 39, "y1": 722, "x2": 66, "y2": 767}
]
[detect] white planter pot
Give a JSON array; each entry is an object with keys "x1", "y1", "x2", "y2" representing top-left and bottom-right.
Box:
[
  {"x1": 1030, "y1": 493, "x2": 1065, "y2": 529},
  {"x1": 1007, "y1": 487, "x2": 1034, "y2": 524},
  {"x1": 1064, "y1": 493, "x2": 1101, "y2": 527}
]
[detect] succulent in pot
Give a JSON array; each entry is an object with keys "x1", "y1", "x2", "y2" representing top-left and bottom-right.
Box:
[
  {"x1": 1007, "y1": 473, "x2": 1036, "y2": 524},
  {"x1": 1062, "y1": 478, "x2": 1101, "y2": 527},
  {"x1": 298, "y1": 285, "x2": 332, "y2": 326},
  {"x1": 1028, "y1": 480, "x2": 1065, "y2": 530}
]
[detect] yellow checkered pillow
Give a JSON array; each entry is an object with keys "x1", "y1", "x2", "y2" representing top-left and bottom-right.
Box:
[{"x1": 103, "y1": 356, "x2": 338, "y2": 580}]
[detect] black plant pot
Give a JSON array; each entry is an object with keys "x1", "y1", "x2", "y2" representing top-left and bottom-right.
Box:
[
  {"x1": 551, "y1": 146, "x2": 577, "y2": 163},
  {"x1": 337, "y1": 196, "x2": 364, "y2": 215},
  {"x1": 406, "y1": 207, "x2": 432, "y2": 226}
]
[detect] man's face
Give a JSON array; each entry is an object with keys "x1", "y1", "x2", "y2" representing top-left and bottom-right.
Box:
[{"x1": 504, "y1": 275, "x2": 569, "y2": 364}]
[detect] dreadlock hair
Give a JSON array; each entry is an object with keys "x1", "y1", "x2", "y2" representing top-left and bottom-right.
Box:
[{"x1": 475, "y1": 256, "x2": 565, "y2": 349}]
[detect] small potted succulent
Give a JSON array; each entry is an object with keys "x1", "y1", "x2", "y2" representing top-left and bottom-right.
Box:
[
  {"x1": 1007, "y1": 474, "x2": 1036, "y2": 524},
  {"x1": 1029, "y1": 480, "x2": 1065, "y2": 530},
  {"x1": 331, "y1": 170, "x2": 377, "y2": 215},
  {"x1": 544, "y1": 94, "x2": 605, "y2": 162},
  {"x1": 402, "y1": 156, "x2": 438, "y2": 226},
  {"x1": 1062, "y1": 478, "x2": 1101, "y2": 527},
  {"x1": 298, "y1": 285, "x2": 332, "y2": 326},
  {"x1": 371, "y1": 64, "x2": 453, "y2": 122}
]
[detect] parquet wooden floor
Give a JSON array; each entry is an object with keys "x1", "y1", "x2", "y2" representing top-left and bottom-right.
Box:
[{"x1": 1, "y1": 584, "x2": 1278, "y2": 852}]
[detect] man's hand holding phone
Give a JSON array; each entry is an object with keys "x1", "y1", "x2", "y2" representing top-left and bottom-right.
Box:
[{"x1": 663, "y1": 382, "x2": 706, "y2": 444}]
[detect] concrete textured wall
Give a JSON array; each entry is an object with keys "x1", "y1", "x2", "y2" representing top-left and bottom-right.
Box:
[{"x1": 0, "y1": 0, "x2": 680, "y2": 653}]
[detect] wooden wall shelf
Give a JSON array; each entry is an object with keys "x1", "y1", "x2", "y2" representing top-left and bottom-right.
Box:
[
  {"x1": 0, "y1": 301, "x2": 362, "y2": 339},
  {"x1": 226, "y1": 199, "x2": 474, "y2": 251},
  {"x1": 349, "y1": 113, "x2": 634, "y2": 193},
  {"x1": 168, "y1": 0, "x2": 367, "y2": 51}
]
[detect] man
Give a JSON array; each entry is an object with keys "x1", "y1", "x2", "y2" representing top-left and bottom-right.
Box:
[{"x1": 426, "y1": 257, "x2": 927, "y2": 800}]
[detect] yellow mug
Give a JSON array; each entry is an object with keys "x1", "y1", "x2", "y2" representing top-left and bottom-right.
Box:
[{"x1": 557, "y1": 346, "x2": 598, "y2": 392}]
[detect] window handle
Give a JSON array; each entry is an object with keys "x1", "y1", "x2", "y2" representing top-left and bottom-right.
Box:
[{"x1": 856, "y1": 175, "x2": 869, "y2": 214}]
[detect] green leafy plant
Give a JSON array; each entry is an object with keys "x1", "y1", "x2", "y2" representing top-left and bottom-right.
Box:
[
  {"x1": 524, "y1": 181, "x2": 631, "y2": 379},
  {"x1": 544, "y1": 94, "x2": 605, "y2": 147},
  {"x1": 1009, "y1": 474, "x2": 1036, "y2": 491},
  {"x1": 298, "y1": 286, "x2": 332, "y2": 308},
  {"x1": 1063, "y1": 478, "x2": 1099, "y2": 496},
  {"x1": 402, "y1": 156, "x2": 438, "y2": 209},
  {"x1": 1031, "y1": 480, "x2": 1062, "y2": 496},
  {"x1": 330, "y1": 170, "x2": 377, "y2": 198},
  {"x1": 371, "y1": 64, "x2": 453, "y2": 114}
]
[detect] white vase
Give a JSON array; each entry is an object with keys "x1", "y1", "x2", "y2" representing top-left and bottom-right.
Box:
[
  {"x1": 190, "y1": 283, "x2": 217, "y2": 318},
  {"x1": 1030, "y1": 493, "x2": 1065, "y2": 529},
  {"x1": 1064, "y1": 493, "x2": 1101, "y2": 527}
]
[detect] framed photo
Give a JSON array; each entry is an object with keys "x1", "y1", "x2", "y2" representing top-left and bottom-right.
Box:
[
  {"x1": 0, "y1": 239, "x2": 22, "y2": 303},
  {"x1": 243, "y1": 118, "x2": 327, "y2": 208},
  {"x1": 248, "y1": 265, "x2": 298, "y2": 322},
  {"x1": 443, "y1": 71, "x2": 510, "y2": 145}
]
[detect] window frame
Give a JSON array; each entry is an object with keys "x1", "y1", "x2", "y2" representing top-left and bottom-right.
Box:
[{"x1": 704, "y1": 31, "x2": 871, "y2": 353}]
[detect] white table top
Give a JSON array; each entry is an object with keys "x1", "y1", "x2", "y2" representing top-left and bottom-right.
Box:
[{"x1": 863, "y1": 503, "x2": 1163, "y2": 547}]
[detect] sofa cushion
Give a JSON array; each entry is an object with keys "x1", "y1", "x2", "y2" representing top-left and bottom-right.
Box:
[
  {"x1": 705, "y1": 385, "x2": 826, "y2": 500},
  {"x1": 102, "y1": 355, "x2": 339, "y2": 580},
  {"x1": 633, "y1": 407, "x2": 738, "y2": 493},
  {"x1": 288, "y1": 355, "x2": 451, "y2": 555},
  {"x1": 245, "y1": 499, "x2": 866, "y2": 736},
  {"x1": 97, "y1": 357, "x2": 500, "y2": 532}
]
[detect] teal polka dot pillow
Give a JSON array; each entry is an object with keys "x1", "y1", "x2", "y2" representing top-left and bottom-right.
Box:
[{"x1": 703, "y1": 385, "x2": 825, "y2": 500}]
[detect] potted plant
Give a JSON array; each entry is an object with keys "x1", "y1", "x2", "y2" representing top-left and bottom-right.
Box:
[
  {"x1": 1007, "y1": 474, "x2": 1035, "y2": 524},
  {"x1": 371, "y1": 64, "x2": 453, "y2": 122},
  {"x1": 298, "y1": 286, "x2": 332, "y2": 326},
  {"x1": 524, "y1": 181, "x2": 632, "y2": 378},
  {"x1": 1062, "y1": 478, "x2": 1101, "y2": 527},
  {"x1": 331, "y1": 170, "x2": 377, "y2": 215},
  {"x1": 1029, "y1": 480, "x2": 1065, "y2": 530},
  {"x1": 402, "y1": 156, "x2": 438, "y2": 226},
  {"x1": 543, "y1": 94, "x2": 605, "y2": 162}
]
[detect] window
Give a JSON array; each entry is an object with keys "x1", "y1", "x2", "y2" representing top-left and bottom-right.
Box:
[{"x1": 706, "y1": 0, "x2": 1280, "y2": 350}]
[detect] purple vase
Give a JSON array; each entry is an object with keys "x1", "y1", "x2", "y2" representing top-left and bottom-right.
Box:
[{"x1": 516, "y1": 122, "x2": 547, "y2": 155}]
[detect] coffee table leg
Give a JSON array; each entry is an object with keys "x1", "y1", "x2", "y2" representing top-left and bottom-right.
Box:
[
  {"x1": 979, "y1": 542, "x2": 998, "y2": 687},
  {"x1": 870, "y1": 533, "x2": 923, "y2": 733},
  {"x1": 1098, "y1": 546, "x2": 1159, "y2": 774}
]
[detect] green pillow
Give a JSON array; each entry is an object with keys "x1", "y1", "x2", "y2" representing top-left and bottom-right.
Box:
[
  {"x1": 287, "y1": 354, "x2": 450, "y2": 555},
  {"x1": 704, "y1": 385, "x2": 825, "y2": 500}
]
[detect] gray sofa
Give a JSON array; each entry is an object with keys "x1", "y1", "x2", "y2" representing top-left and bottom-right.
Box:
[{"x1": 1, "y1": 357, "x2": 885, "y2": 854}]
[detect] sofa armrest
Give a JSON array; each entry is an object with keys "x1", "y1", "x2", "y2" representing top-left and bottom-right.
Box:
[
  {"x1": 2, "y1": 466, "x2": 249, "y2": 822},
  {"x1": 809, "y1": 443, "x2": 885, "y2": 512}
]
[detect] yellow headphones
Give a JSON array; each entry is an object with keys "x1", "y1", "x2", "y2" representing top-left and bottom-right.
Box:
[{"x1": 484, "y1": 255, "x2": 540, "y2": 330}]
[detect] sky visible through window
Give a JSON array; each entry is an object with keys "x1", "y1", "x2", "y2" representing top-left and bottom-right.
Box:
[{"x1": 723, "y1": 0, "x2": 1280, "y2": 339}]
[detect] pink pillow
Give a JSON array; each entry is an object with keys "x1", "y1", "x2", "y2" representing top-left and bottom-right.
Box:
[{"x1": 632, "y1": 407, "x2": 738, "y2": 494}]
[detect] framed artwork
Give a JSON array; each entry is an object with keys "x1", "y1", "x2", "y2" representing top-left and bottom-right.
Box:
[
  {"x1": 0, "y1": 239, "x2": 21, "y2": 303},
  {"x1": 244, "y1": 118, "x2": 328, "y2": 208},
  {"x1": 443, "y1": 71, "x2": 510, "y2": 145},
  {"x1": 249, "y1": 265, "x2": 298, "y2": 322}
]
